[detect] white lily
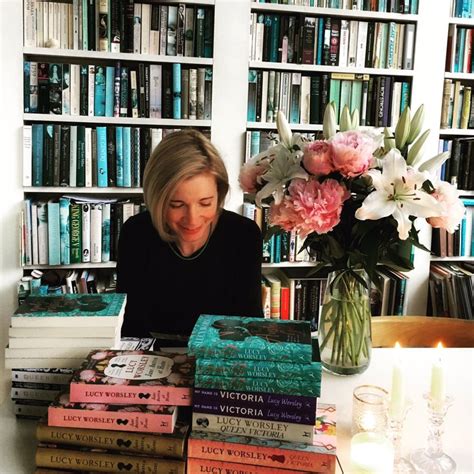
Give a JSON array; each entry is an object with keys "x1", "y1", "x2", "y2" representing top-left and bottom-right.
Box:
[
  {"x1": 256, "y1": 148, "x2": 308, "y2": 206},
  {"x1": 276, "y1": 110, "x2": 293, "y2": 149},
  {"x1": 355, "y1": 149, "x2": 442, "y2": 240}
]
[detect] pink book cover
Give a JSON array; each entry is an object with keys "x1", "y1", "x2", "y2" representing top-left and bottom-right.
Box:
[
  {"x1": 187, "y1": 458, "x2": 308, "y2": 474},
  {"x1": 188, "y1": 403, "x2": 336, "y2": 473},
  {"x1": 48, "y1": 392, "x2": 177, "y2": 433},
  {"x1": 68, "y1": 349, "x2": 194, "y2": 406}
]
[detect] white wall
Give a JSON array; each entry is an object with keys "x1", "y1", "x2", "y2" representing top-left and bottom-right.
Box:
[{"x1": 0, "y1": 0, "x2": 24, "y2": 399}]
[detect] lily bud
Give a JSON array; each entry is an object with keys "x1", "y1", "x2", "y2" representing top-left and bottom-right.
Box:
[
  {"x1": 351, "y1": 109, "x2": 360, "y2": 129},
  {"x1": 418, "y1": 151, "x2": 449, "y2": 173},
  {"x1": 340, "y1": 105, "x2": 351, "y2": 132},
  {"x1": 395, "y1": 106, "x2": 411, "y2": 150},
  {"x1": 323, "y1": 102, "x2": 337, "y2": 139},
  {"x1": 407, "y1": 104, "x2": 425, "y2": 144},
  {"x1": 407, "y1": 129, "x2": 430, "y2": 166},
  {"x1": 383, "y1": 127, "x2": 396, "y2": 152},
  {"x1": 276, "y1": 111, "x2": 293, "y2": 149}
]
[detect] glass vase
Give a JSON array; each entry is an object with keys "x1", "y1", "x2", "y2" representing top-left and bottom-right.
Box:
[{"x1": 318, "y1": 269, "x2": 372, "y2": 376}]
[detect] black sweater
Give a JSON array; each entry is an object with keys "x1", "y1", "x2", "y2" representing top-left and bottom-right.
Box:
[{"x1": 117, "y1": 210, "x2": 263, "y2": 338}]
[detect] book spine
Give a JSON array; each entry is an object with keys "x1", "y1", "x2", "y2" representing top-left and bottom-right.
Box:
[
  {"x1": 59, "y1": 197, "x2": 71, "y2": 265},
  {"x1": 123, "y1": 126, "x2": 132, "y2": 187},
  {"x1": 81, "y1": 202, "x2": 91, "y2": 262},
  {"x1": 90, "y1": 203, "x2": 103, "y2": 263},
  {"x1": 11, "y1": 387, "x2": 60, "y2": 401},
  {"x1": 23, "y1": 125, "x2": 32, "y2": 187},
  {"x1": 47, "y1": 201, "x2": 60, "y2": 265},
  {"x1": 69, "y1": 383, "x2": 192, "y2": 406},
  {"x1": 192, "y1": 412, "x2": 314, "y2": 444},
  {"x1": 48, "y1": 406, "x2": 176, "y2": 433},
  {"x1": 115, "y1": 126, "x2": 123, "y2": 186},
  {"x1": 173, "y1": 63, "x2": 182, "y2": 119},
  {"x1": 101, "y1": 202, "x2": 111, "y2": 263},
  {"x1": 35, "y1": 447, "x2": 185, "y2": 474},
  {"x1": 36, "y1": 423, "x2": 186, "y2": 458},
  {"x1": 187, "y1": 458, "x2": 307, "y2": 474},
  {"x1": 96, "y1": 126, "x2": 108, "y2": 186},
  {"x1": 195, "y1": 373, "x2": 320, "y2": 397}
]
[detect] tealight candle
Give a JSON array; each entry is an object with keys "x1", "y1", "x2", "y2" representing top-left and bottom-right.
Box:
[
  {"x1": 389, "y1": 342, "x2": 405, "y2": 420},
  {"x1": 430, "y1": 342, "x2": 446, "y2": 412},
  {"x1": 351, "y1": 431, "x2": 394, "y2": 473}
]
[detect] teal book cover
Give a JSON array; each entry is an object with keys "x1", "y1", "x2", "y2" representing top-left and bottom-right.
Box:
[
  {"x1": 13, "y1": 294, "x2": 126, "y2": 319},
  {"x1": 188, "y1": 315, "x2": 313, "y2": 363},
  {"x1": 195, "y1": 339, "x2": 321, "y2": 380},
  {"x1": 96, "y1": 126, "x2": 108, "y2": 187},
  {"x1": 123, "y1": 126, "x2": 132, "y2": 187},
  {"x1": 105, "y1": 66, "x2": 115, "y2": 117},
  {"x1": 32, "y1": 124, "x2": 43, "y2": 186},
  {"x1": 94, "y1": 66, "x2": 106, "y2": 116},
  {"x1": 59, "y1": 197, "x2": 70, "y2": 265},
  {"x1": 47, "y1": 200, "x2": 60, "y2": 266},
  {"x1": 115, "y1": 126, "x2": 124, "y2": 187},
  {"x1": 194, "y1": 373, "x2": 321, "y2": 397},
  {"x1": 172, "y1": 63, "x2": 182, "y2": 120}
]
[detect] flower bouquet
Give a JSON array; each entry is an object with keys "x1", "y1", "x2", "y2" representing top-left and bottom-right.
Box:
[{"x1": 240, "y1": 104, "x2": 465, "y2": 375}]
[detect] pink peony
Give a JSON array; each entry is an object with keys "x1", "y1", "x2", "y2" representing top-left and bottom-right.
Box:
[
  {"x1": 270, "y1": 178, "x2": 350, "y2": 237},
  {"x1": 79, "y1": 369, "x2": 97, "y2": 382},
  {"x1": 91, "y1": 351, "x2": 110, "y2": 360},
  {"x1": 238, "y1": 159, "x2": 270, "y2": 193},
  {"x1": 330, "y1": 131, "x2": 376, "y2": 178},
  {"x1": 427, "y1": 181, "x2": 465, "y2": 233},
  {"x1": 102, "y1": 377, "x2": 129, "y2": 385},
  {"x1": 303, "y1": 141, "x2": 334, "y2": 176}
]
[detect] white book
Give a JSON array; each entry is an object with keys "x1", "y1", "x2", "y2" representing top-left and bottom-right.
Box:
[
  {"x1": 280, "y1": 72, "x2": 291, "y2": 118},
  {"x1": 85, "y1": 127, "x2": 92, "y2": 187},
  {"x1": 9, "y1": 337, "x2": 116, "y2": 349},
  {"x1": 261, "y1": 70, "x2": 269, "y2": 124},
  {"x1": 149, "y1": 64, "x2": 162, "y2": 118},
  {"x1": 348, "y1": 20, "x2": 359, "y2": 67},
  {"x1": 391, "y1": 81, "x2": 402, "y2": 130},
  {"x1": 70, "y1": 64, "x2": 80, "y2": 116},
  {"x1": 73, "y1": 0, "x2": 79, "y2": 50},
  {"x1": 397, "y1": 24, "x2": 405, "y2": 70},
  {"x1": 150, "y1": 30, "x2": 160, "y2": 55},
  {"x1": 24, "y1": 0, "x2": 37, "y2": 47},
  {"x1": 36, "y1": 1, "x2": 44, "y2": 47},
  {"x1": 150, "y1": 128, "x2": 163, "y2": 152},
  {"x1": 5, "y1": 358, "x2": 83, "y2": 369},
  {"x1": 69, "y1": 125, "x2": 77, "y2": 186},
  {"x1": 402, "y1": 23, "x2": 415, "y2": 70},
  {"x1": 255, "y1": 17, "x2": 265, "y2": 62},
  {"x1": 122, "y1": 202, "x2": 135, "y2": 223},
  {"x1": 68, "y1": 3, "x2": 74, "y2": 49},
  {"x1": 31, "y1": 202, "x2": 39, "y2": 265},
  {"x1": 37, "y1": 201, "x2": 49, "y2": 265},
  {"x1": 189, "y1": 68, "x2": 197, "y2": 119},
  {"x1": 62, "y1": 67, "x2": 71, "y2": 115},
  {"x1": 249, "y1": 12, "x2": 256, "y2": 61},
  {"x1": 300, "y1": 75, "x2": 311, "y2": 124},
  {"x1": 60, "y1": 3, "x2": 69, "y2": 49},
  {"x1": 23, "y1": 125, "x2": 32, "y2": 187},
  {"x1": 46, "y1": 2, "x2": 52, "y2": 46},
  {"x1": 159, "y1": 5, "x2": 168, "y2": 56},
  {"x1": 90, "y1": 203, "x2": 102, "y2": 263},
  {"x1": 133, "y1": 3, "x2": 142, "y2": 53},
  {"x1": 9, "y1": 326, "x2": 119, "y2": 338},
  {"x1": 53, "y1": 2, "x2": 60, "y2": 45},
  {"x1": 167, "y1": 5, "x2": 178, "y2": 56},
  {"x1": 88, "y1": 65, "x2": 95, "y2": 116},
  {"x1": 338, "y1": 19, "x2": 350, "y2": 67},
  {"x1": 81, "y1": 202, "x2": 91, "y2": 262},
  {"x1": 242, "y1": 202, "x2": 256, "y2": 221},
  {"x1": 141, "y1": 3, "x2": 151, "y2": 55},
  {"x1": 451, "y1": 81, "x2": 462, "y2": 129}
]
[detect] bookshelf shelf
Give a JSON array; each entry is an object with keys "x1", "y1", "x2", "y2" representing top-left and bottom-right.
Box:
[
  {"x1": 23, "y1": 262, "x2": 117, "y2": 270},
  {"x1": 449, "y1": 17, "x2": 474, "y2": 26},
  {"x1": 262, "y1": 262, "x2": 317, "y2": 268},
  {"x1": 431, "y1": 256, "x2": 474, "y2": 262},
  {"x1": 23, "y1": 114, "x2": 212, "y2": 127},
  {"x1": 248, "y1": 61, "x2": 415, "y2": 77},
  {"x1": 445, "y1": 72, "x2": 474, "y2": 80},
  {"x1": 251, "y1": 3, "x2": 419, "y2": 22},
  {"x1": 247, "y1": 122, "x2": 322, "y2": 131},
  {"x1": 23, "y1": 187, "x2": 143, "y2": 195},
  {"x1": 23, "y1": 47, "x2": 214, "y2": 66},
  {"x1": 439, "y1": 128, "x2": 474, "y2": 136}
]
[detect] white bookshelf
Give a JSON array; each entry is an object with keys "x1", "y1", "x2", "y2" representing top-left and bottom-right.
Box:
[
  {"x1": 23, "y1": 262, "x2": 117, "y2": 270},
  {"x1": 23, "y1": 187, "x2": 143, "y2": 194}
]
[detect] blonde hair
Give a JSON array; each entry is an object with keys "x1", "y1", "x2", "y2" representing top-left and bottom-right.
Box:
[{"x1": 143, "y1": 129, "x2": 229, "y2": 242}]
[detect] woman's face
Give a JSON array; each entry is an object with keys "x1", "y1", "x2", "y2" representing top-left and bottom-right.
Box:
[{"x1": 166, "y1": 172, "x2": 219, "y2": 250}]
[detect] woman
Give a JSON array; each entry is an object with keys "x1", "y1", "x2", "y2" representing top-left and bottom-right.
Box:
[{"x1": 117, "y1": 129, "x2": 263, "y2": 340}]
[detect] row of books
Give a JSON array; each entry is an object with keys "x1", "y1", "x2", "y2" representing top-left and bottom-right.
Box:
[
  {"x1": 248, "y1": 69, "x2": 411, "y2": 127},
  {"x1": 24, "y1": 0, "x2": 214, "y2": 58},
  {"x1": 22, "y1": 124, "x2": 186, "y2": 188},
  {"x1": 187, "y1": 315, "x2": 336, "y2": 473},
  {"x1": 21, "y1": 198, "x2": 144, "y2": 267},
  {"x1": 24, "y1": 61, "x2": 212, "y2": 120},
  {"x1": 450, "y1": 0, "x2": 474, "y2": 18},
  {"x1": 446, "y1": 25, "x2": 474, "y2": 74},
  {"x1": 431, "y1": 199, "x2": 474, "y2": 258},
  {"x1": 253, "y1": 0, "x2": 418, "y2": 14},
  {"x1": 250, "y1": 13, "x2": 415, "y2": 70},
  {"x1": 428, "y1": 261, "x2": 474, "y2": 320},
  {"x1": 440, "y1": 79, "x2": 474, "y2": 130},
  {"x1": 438, "y1": 138, "x2": 474, "y2": 191}
]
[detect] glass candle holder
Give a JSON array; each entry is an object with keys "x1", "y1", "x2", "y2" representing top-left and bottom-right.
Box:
[
  {"x1": 352, "y1": 384, "x2": 389, "y2": 435},
  {"x1": 351, "y1": 431, "x2": 394, "y2": 474}
]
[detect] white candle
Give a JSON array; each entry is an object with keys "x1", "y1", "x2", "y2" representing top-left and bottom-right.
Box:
[
  {"x1": 430, "y1": 342, "x2": 446, "y2": 412},
  {"x1": 389, "y1": 342, "x2": 405, "y2": 420},
  {"x1": 351, "y1": 432, "x2": 394, "y2": 473}
]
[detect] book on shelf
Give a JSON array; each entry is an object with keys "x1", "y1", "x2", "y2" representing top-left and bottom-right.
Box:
[
  {"x1": 188, "y1": 315, "x2": 313, "y2": 363},
  {"x1": 68, "y1": 349, "x2": 194, "y2": 405}
]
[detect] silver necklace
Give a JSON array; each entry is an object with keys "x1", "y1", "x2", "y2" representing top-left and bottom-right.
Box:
[{"x1": 168, "y1": 225, "x2": 213, "y2": 261}]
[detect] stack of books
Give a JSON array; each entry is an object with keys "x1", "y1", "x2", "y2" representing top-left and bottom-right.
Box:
[
  {"x1": 6, "y1": 293, "x2": 127, "y2": 420},
  {"x1": 34, "y1": 348, "x2": 195, "y2": 472},
  {"x1": 187, "y1": 315, "x2": 336, "y2": 473}
]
